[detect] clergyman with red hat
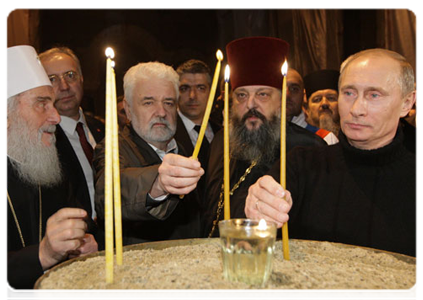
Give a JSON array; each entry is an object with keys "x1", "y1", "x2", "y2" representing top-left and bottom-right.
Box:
[
  {"x1": 202, "y1": 36, "x2": 325, "y2": 237},
  {"x1": 7, "y1": 45, "x2": 98, "y2": 289}
]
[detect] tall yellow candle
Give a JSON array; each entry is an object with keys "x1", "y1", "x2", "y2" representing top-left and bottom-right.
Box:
[
  {"x1": 111, "y1": 62, "x2": 123, "y2": 265},
  {"x1": 180, "y1": 50, "x2": 223, "y2": 200},
  {"x1": 104, "y1": 47, "x2": 115, "y2": 282},
  {"x1": 192, "y1": 50, "x2": 223, "y2": 159},
  {"x1": 280, "y1": 60, "x2": 290, "y2": 261},
  {"x1": 223, "y1": 65, "x2": 230, "y2": 220}
]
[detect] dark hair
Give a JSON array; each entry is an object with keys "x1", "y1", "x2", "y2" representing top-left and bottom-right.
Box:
[{"x1": 176, "y1": 59, "x2": 212, "y2": 85}]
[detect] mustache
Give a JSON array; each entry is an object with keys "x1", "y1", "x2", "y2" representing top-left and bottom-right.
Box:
[
  {"x1": 149, "y1": 117, "x2": 171, "y2": 128},
  {"x1": 40, "y1": 125, "x2": 57, "y2": 133},
  {"x1": 241, "y1": 108, "x2": 267, "y2": 123}
]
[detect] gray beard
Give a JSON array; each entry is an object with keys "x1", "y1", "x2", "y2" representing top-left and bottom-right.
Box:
[
  {"x1": 319, "y1": 114, "x2": 340, "y2": 136},
  {"x1": 132, "y1": 115, "x2": 176, "y2": 145},
  {"x1": 229, "y1": 109, "x2": 280, "y2": 165},
  {"x1": 8, "y1": 116, "x2": 62, "y2": 187}
]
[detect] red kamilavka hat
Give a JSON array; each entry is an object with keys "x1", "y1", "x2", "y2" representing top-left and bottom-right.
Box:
[{"x1": 226, "y1": 36, "x2": 290, "y2": 90}]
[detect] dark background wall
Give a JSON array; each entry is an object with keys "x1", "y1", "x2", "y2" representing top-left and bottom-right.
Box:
[{"x1": 8, "y1": 9, "x2": 416, "y2": 119}]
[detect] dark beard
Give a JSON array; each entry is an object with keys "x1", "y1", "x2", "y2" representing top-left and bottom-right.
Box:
[{"x1": 229, "y1": 108, "x2": 280, "y2": 165}]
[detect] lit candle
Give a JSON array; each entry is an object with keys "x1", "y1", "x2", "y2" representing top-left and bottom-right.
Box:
[
  {"x1": 104, "y1": 47, "x2": 115, "y2": 282},
  {"x1": 192, "y1": 50, "x2": 223, "y2": 159},
  {"x1": 223, "y1": 65, "x2": 230, "y2": 220},
  {"x1": 111, "y1": 61, "x2": 123, "y2": 266},
  {"x1": 280, "y1": 60, "x2": 290, "y2": 261}
]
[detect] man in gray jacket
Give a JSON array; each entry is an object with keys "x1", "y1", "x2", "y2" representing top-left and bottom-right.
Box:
[{"x1": 94, "y1": 61, "x2": 204, "y2": 245}]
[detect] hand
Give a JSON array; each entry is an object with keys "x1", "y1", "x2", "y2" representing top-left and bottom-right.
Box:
[
  {"x1": 39, "y1": 208, "x2": 90, "y2": 270},
  {"x1": 67, "y1": 233, "x2": 98, "y2": 259},
  {"x1": 245, "y1": 175, "x2": 292, "y2": 228},
  {"x1": 150, "y1": 153, "x2": 204, "y2": 197}
]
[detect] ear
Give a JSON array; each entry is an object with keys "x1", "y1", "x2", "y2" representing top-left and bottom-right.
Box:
[
  {"x1": 302, "y1": 89, "x2": 307, "y2": 105},
  {"x1": 400, "y1": 91, "x2": 416, "y2": 118},
  {"x1": 123, "y1": 98, "x2": 132, "y2": 122}
]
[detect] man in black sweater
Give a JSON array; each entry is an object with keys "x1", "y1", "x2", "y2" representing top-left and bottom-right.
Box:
[{"x1": 245, "y1": 48, "x2": 416, "y2": 256}]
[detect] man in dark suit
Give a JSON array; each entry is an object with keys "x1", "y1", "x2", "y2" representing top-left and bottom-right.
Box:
[
  {"x1": 175, "y1": 59, "x2": 221, "y2": 169},
  {"x1": 40, "y1": 47, "x2": 104, "y2": 220},
  {"x1": 94, "y1": 61, "x2": 204, "y2": 245}
]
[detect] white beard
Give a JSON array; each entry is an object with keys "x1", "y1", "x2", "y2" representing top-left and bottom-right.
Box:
[{"x1": 8, "y1": 114, "x2": 62, "y2": 187}]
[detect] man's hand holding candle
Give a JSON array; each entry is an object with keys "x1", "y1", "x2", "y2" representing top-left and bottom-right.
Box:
[
  {"x1": 245, "y1": 175, "x2": 292, "y2": 228},
  {"x1": 150, "y1": 153, "x2": 205, "y2": 198}
]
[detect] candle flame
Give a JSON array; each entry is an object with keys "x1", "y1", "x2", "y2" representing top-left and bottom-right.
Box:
[
  {"x1": 281, "y1": 60, "x2": 288, "y2": 76},
  {"x1": 258, "y1": 219, "x2": 267, "y2": 230},
  {"x1": 224, "y1": 65, "x2": 230, "y2": 82},
  {"x1": 216, "y1": 49, "x2": 224, "y2": 61},
  {"x1": 105, "y1": 47, "x2": 115, "y2": 59}
]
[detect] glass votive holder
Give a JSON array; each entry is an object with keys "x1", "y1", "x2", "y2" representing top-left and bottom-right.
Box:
[{"x1": 218, "y1": 218, "x2": 277, "y2": 286}]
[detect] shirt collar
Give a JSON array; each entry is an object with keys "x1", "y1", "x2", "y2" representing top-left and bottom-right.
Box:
[
  {"x1": 59, "y1": 108, "x2": 86, "y2": 135},
  {"x1": 178, "y1": 110, "x2": 197, "y2": 132},
  {"x1": 148, "y1": 138, "x2": 178, "y2": 160}
]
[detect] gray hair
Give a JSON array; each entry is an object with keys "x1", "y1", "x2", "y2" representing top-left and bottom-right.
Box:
[
  {"x1": 39, "y1": 47, "x2": 83, "y2": 77},
  {"x1": 123, "y1": 61, "x2": 180, "y2": 106},
  {"x1": 7, "y1": 94, "x2": 19, "y2": 115},
  {"x1": 339, "y1": 48, "x2": 415, "y2": 97}
]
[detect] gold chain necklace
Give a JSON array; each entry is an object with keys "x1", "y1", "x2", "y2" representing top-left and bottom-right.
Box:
[
  {"x1": 208, "y1": 160, "x2": 257, "y2": 237},
  {"x1": 7, "y1": 185, "x2": 42, "y2": 248}
]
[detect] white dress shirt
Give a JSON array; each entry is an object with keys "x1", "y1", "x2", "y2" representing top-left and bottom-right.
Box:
[
  {"x1": 59, "y1": 108, "x2": 97, "y2": 218},
  {"x1": 178, "y1": 110, "x2": 214, "y2": 146},
  {"x1": 291, "y1": 111, "x2": 308, "y2": 128},
  {"x1": 147, "y1": 138, "x2": 178, "y2": 201}
]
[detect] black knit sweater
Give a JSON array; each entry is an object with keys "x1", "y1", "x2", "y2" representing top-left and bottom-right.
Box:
[{"x1": 270, "y1": 127, "x2": 416, "y2": 256}]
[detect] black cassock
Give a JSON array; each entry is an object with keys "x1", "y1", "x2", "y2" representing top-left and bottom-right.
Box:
[
  {"x1": 202, "y1": 122, "x2": 326, "y2": 237},
  {"x1": 7, "y1": 158, "x2": 96, "y2": 289}
]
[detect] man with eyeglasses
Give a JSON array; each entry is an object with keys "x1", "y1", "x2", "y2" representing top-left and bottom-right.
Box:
[{"x1": 40, "y1": 47, "x2": 104, "y2": 227}]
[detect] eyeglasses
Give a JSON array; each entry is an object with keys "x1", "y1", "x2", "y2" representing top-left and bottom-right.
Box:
[{"x1": 48, "y1": 71, "x2": 80, "y2": 87}]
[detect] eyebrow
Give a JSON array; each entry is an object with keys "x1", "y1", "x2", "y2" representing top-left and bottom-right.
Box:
[
  {"x1": 341, "y1": 85, "x2": 388, "y2": 95},
  {"x1": 340, "y1": 85, "x2": 356, "y2": 91},
  {"x1": 142, "y1": 96, "x2": 176, "y2": 101},
  {"x1": 365, "y1": 87, "x2": 390, "y2": 96},
  {"x1": 36, "y1": 96, "x2": 53, "y2": 101}
]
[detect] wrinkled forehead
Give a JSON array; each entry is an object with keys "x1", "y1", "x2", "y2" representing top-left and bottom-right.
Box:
[
  {"x1": 341, "y1": 54, "x2": 401, "y2": 84},
  {"x1": 19, "y1": 85, "x2": 55, "y2": 101},
  {"x1": 42, "y1": 53, "x2": 79, "y2": 74},
  {"x1": 310, "y1": 89, "x2": 338, "y2": 97},
  {"x1": 234, "y1": 85, "x2": 279, "y2": 93}
]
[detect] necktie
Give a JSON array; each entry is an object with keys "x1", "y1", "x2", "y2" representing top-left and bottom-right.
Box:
[
  {"x1": 76, "y1": 122, "x2": 94, "y2": 163},
  {"x1": 194, "y1": 125, "x2": 210, "y2": 166}
]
